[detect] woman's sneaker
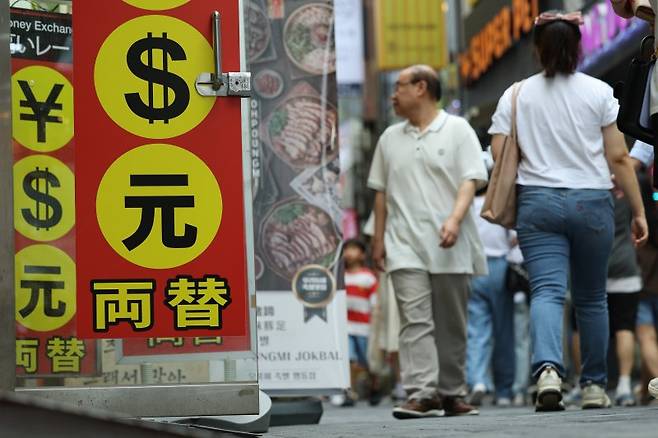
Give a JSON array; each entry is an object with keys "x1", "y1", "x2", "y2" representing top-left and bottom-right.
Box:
[
  {"x1": 581, "y1": 383, "x2": 612, "y2": 409},
  {"x1": 392, "y1": 397, "x2": 444, "y2": 419},
  {"x1": 535, "y1": 366, "x2": 565, "y2": 412},
  {"x1": 649, "y1": 378, "x2": 658, "y2": 399}
]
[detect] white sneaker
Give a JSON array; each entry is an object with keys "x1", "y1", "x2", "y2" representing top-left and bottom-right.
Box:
[
  {"x1": 512, "y1": 393, "x2": 526, "y2": 407},
  {"x1": 496, "y1": 397, "x2": 512, "y2": 407},
  {"x1": 330, "y1": 393, "x2": 345, "y2": 406},
  {"x1": 581, "y1": 383, "x2": 612, "y2": 409},
  {"x1": 649, "y1": 378, "x2": 658, "y2": 399},
  {"x1": 392, "y1": 383, "x2": 407, "y2": 401},
  {"x1": 535, "y1": 366, "x2": 564, "y2": 412},
  {"x1": 469, "y1": 383, "x2": 487, "y2": 406}
]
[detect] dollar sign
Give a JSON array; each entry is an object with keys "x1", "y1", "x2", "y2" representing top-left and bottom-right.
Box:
[
  {"x1": 124, "y1": 32, "x2": 190, "y2": 124},
  {"x1": 21, "y1": 167, "x2": 63, "y2": 231}
]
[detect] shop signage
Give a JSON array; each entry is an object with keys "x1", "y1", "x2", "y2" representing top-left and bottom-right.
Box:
[
  {"x1": 459, "y1": 0, "x2": 538, "y2": 83},
  {"x1": 580, "y1": 1, "x2": 633, "y2": 60},
  {"x1": 11, "y1": 8, "x2": 98, "y2": 377},
  {"x1": 74, "y1": 0, "x2": 251, "y2": 346},
  {"x1": 375, "y1": 0, "x2": 448, "y2": 71}
]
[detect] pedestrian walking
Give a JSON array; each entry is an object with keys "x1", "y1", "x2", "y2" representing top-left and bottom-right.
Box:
[
  {"x1": 488, "y1": 11, "x2": 648, "y2": 412},
  {"x1": 331, "y1": 239, "x2": 380, "y2": 407},
  {"x1": 604, "y1": 191, "x2": 643, "y2": 406},
  {"x1": 467, "y1": 177, "x2": 516, "y2": 407},
  {"x1": 364, "y1": 213, "x2": 406, "y2": 403},
  {"x1": 632, "y1": 161, "x2": 658, "y2": 403},
  {"x1": 612, "y1": 0, "x2": 658, "y2": 401},
  {"x1": 368, "y1": 65, "x2": 488, "y2": 419}
]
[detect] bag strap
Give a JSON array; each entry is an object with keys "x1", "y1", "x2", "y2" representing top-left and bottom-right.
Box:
[{"x1": 510, "y1": 81, "x2": 524, "y2": 142}]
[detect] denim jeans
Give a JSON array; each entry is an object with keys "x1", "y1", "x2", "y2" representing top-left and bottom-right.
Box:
[
  {"x1": 466, "y1": 256, "x2": 515, "y2": 399},
  {"x1": 637, "y1": 296, "x2": 658, "y2": 327},
  {"x1": 512, "y1": 294, "x2": 531, "y2": 397},
  {"x1": 517, "y1": 186, "x2": 614, "y2": 386}
]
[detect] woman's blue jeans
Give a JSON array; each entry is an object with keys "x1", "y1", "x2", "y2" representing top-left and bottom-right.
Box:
[
  {"x1": 517, "y1": 186, "x2": 614, "y2": 386},
  {"x1": 466, "y1": 256, "x2": 515, "y2": 399}
]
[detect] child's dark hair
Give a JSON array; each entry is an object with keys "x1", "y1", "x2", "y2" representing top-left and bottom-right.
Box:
[
  {"x1": 343, "y1": 238, "x2": 367, "y2": 254},
  {"x1": 533, "y1": 17, "x2": 581, "y2": 78}
]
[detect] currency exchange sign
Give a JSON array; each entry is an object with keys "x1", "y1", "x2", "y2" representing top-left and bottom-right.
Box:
[{"x1": 74, "y1": 0, "x2": 250, "y2": 342}]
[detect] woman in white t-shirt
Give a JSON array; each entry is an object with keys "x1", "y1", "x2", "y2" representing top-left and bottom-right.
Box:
[{"x1": 488, "y1": 11, "x2": 648, "y2": 412}]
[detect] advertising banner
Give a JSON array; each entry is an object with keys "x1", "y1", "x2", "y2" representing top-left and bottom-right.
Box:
[
  {"x1": 74, "y1": 0, "x2": 251, "y2": 350},
  {"x1": 375, "y1": 0, "x2": 448, "y2": 71},
  {"x1": 247, "y1": 0, "x2": 349, "y2": 391},
  {"x1": 10, "y1": 8, "x2": 98, "y2": 377}
]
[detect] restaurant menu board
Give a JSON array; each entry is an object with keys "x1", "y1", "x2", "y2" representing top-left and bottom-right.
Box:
[{"x1": 248, "y1": 0, "x2": 350, "y2": 391}]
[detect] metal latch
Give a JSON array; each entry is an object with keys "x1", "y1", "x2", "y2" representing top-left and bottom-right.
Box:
[{"x1": 196, "y1": 11, "x2": 251, "y2": 97}]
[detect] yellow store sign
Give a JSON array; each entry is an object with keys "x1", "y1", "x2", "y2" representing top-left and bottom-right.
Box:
[{"x1": 375, "y1": 0, "x2": 448, "y2": 71}]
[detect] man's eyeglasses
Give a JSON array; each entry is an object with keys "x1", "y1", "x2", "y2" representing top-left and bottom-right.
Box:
[{"x1": 394, "y1": 79, "x2": 418, "y2": 91}]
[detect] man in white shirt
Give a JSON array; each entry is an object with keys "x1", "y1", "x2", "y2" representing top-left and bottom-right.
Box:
[{"x1": 368, "y1": 65, "x2": 488, "y2": 419}]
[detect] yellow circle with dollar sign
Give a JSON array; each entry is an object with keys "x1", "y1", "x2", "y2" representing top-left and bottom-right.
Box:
[
  {"x1": 14, "y1": 155, "x2": 75, "y2": 242},
  {"x1": 122, "y1": 0, "x2": 190, "y2": 10},
  {"x1": 15, "y1": 245, "x2": 76, "y2": 332},
  {"x1": 96, "y1": 144, "x2": 223, "y2": 269},
  {"x1": 12, "y1": 66, "x2": 74, "y2": 152},
  {"x1": 94, "y1": 15, "x2": 214, "y2": 139}
]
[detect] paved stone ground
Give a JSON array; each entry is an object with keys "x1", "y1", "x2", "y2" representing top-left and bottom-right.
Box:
[{"x1": 267, "y1": 399, "x2": 658, "y2": 438}]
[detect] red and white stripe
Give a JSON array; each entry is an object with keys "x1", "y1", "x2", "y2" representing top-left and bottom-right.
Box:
[{"x1": 345, "y1": 268, "x2": 378, "y2": 337}]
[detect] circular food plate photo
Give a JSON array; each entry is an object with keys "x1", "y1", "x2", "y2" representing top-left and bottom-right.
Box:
[
  {"x1": 254, "y1": 255, "x2": 265, "y2": 280},
  {"x1": 265, "y1": 94, "x2": 338, "y2": 168},
  {"x1": 283, "y1": 3, "x2": 336, "y2": 75},
  {"x1": 246, "y1": 1, "x2": 271, "y2": 63},
  {"x1": 254, "y1": 69, "x2": 284, "y2": 99},
  {"x1": 260, "y1": 199, "x2": 340, "y2": 281}
]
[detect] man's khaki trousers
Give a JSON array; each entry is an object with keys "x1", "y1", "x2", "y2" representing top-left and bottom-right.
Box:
[{"x1": 390, "y1": 269, "x2": 470, "y2": 401}]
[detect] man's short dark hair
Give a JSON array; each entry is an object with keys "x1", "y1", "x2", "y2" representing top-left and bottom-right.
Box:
[{"x1": 409, "y1": 65, "x2": 442, "y2": 102}]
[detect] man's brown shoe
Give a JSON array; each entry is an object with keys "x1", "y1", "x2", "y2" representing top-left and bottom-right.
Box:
[
  {"x1": 392, "y1": 397, "x2": 445, "y2": 419},
  {"x1": 443, "y1": 397, "x2": 479, "y2": 416}
]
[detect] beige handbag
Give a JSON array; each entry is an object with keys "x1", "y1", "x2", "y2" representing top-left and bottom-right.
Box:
[{"x1": 480, "y1": 82, "x2": 523, "y2": 229}]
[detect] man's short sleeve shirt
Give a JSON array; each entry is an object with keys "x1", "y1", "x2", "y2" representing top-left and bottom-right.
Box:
[{"x1": 367, "y1": 111, "x2": 488, "y2": 275}]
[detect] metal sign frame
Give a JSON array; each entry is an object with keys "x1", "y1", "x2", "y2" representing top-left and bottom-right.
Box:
[
  {"x1": 0, "y1": 0, "x2": 260, "y2": 417},
  {"x1": 0, "y1": 0, "x2": 17, "y2": 395}
]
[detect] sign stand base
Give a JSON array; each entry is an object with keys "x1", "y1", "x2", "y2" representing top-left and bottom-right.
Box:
[
  {"x1": 269, "y1": 397, "x2": 323, "y2": 426},
  {"x1": 153, "y1": 389, "x2": 272, "y2": 434}
]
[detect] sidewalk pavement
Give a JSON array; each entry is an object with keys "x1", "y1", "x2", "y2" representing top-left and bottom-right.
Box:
[{"x1": 268, "y1": 399, "x2": 658, "y2": 438}]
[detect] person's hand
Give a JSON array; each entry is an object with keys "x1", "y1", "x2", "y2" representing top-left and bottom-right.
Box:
[
  {"x1": 610, "y1": 0, "x2": 634, "y2": 19},
  {"x1": 632, "y1": 215, "x2": 649, "y2": 247},
  {"x1": 440, "y1": 216, "x2": 460, "y2": 249},
  {"x1": 611, "y1": 174, "x2": 625, "y2": 199},
  {"x1": 372, "y1": 238, "x2": 387, "y2": 272}
]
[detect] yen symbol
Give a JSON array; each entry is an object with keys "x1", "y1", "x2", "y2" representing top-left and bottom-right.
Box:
[{"x1": 18, "y1": 80, "x2": 64, "y2": 143}]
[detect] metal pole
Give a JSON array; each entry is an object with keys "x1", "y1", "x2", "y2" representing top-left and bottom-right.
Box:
[{"x1": 0, "y1": 0, "x2": 16, "y2": 392}]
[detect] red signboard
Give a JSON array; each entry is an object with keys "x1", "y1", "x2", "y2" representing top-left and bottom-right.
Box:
[
  {"x1": 74, "y1": 0, "x2": 251, "y2": 345},
  {"x1": 11, "y1": 8, "x2": 98, "y2": 376}
]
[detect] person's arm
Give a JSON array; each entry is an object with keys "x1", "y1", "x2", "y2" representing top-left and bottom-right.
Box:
[
  {"x1": 491, "y1": 134, "x2": 506, "y2": 162},
  {"x1": 610, "y1": 0, "x2": 634, "y2": 18},
  {"x1": 603, "y1": 123, "x2": 649, "y2": 246},
  {"x1": 372, "y1": 191, "x2": 387, "y2": 271},
  {"x1": 440, "y1": 180, "x2": 477, "y2": 248}
]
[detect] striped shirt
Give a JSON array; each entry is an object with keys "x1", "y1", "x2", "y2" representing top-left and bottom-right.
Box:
[{"x1": 345, "y1": 268, "x2": 378, "y2": 337}]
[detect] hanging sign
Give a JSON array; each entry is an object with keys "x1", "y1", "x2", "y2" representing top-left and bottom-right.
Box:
[{"x1": 74, "y1": 0, "x2": 252, "y2": 346}]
